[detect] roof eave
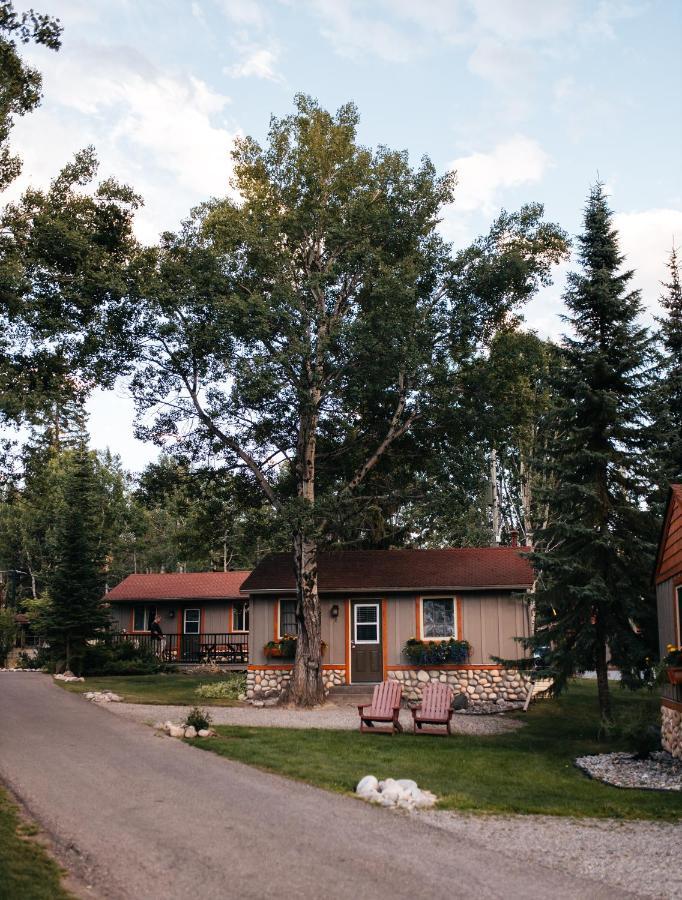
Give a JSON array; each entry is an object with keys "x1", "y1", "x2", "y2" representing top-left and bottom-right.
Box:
[{"x1": 243, "y1": 584, "x2": 532, "y2": 595}]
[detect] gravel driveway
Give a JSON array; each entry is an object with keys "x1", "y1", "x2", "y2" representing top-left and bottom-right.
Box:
[
  {"x1": 102, "y1": 699, "x2": 522, "y2": 734},
  {"x1": 0, "y1": 674, "x2": 674, "y2": 900},
  {"x1": 419, "y1": 811, "x2": 682, "y2": 900}
]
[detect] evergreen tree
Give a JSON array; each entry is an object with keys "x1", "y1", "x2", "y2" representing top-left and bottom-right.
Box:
[
  {"x1": 44, "y1": 446, "x2": 110, "y2": 671},
  {"x1": 650, "y1": 246, "x2": 682, "y2": 509},
  {"x1": 528, "y1": 184, "x2": 656, "y2": 720}
]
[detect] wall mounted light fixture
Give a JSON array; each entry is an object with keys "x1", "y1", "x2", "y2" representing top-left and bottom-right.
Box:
[{"x1": 330, "y1": 604, "x2": 340, "y2": 619}]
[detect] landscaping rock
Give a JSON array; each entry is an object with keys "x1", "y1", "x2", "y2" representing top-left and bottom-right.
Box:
[
  {"x1": 575, "y1": 751, "x2": 682, "y2": 791},
  {"x1": 53, "y1": 673, "x2": 85, "y2": 683},
  {"x1": 184, "y1": 726, "x2": 197, "y2": 738},
  {"x1": 197, "y1": 729, "x2": 211, "y2": 738},
  {"x1": 452, "y1": 693, "x2": 468, "y2": 710},
  {"x1": 169, "y1": 725, "x2": 185, "y2": 738},
  {"x1": 356, "y1": 775, "x2": 438, "y2": 810}
]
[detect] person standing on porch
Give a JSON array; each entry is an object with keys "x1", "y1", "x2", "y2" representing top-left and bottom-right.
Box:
[{"x1": 150, "y1": 615, "x2": 165, "y2": 657}]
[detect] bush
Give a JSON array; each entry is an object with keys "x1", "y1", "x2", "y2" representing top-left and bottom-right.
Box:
[
  {"x1": 604, "y1": 704, "x2": 662, "y2": 760},
  {"x1": 16, "y1": 647, "x2": 52, "y2": 671},
  {"x1": 80, "y1": 641, "x2": 170, "y2": 676},
  {"x1": 0, "y1": 609, "x2": 17, "y2": 667},
  {"x1": 195, "y1": 675, "x2": 246, "y2": 700},
  {"x1": 185, "y1": 707, "x2": 212, "y2": 731}
]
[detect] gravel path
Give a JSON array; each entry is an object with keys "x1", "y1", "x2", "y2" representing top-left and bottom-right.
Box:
[
  {"x1": 419, "y1": 811, "x2": 682, "y2": 900},
  {"x1": 103, "y1": 700, "x2": 524, "y2": 734},
  {"x1": 1, "y1": 674, "x2": 622, "y2": 900}
]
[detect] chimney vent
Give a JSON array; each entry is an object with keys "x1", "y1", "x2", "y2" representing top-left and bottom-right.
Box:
[{"x1": 510, "y1": 529, "x2": 519, "y2": 548}]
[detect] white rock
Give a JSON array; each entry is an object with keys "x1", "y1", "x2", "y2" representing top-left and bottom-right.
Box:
[
  {"x1": 169, "y1": 725, "x2": 185, "y2": 738},
  {"x1": 197, "y1": 729, "x2": 211, "y2": 738},
  {"x1": 184, "y1": 726, "x2": 197, "y2": 738},
  {"x1": 153, "y1": 722, "x2": 165, "y2": 731},
  {"x1": 356, "y1": 775, "x2": 379, "y2": 795},
  {"x1": 395, "y1": 779, "x2": 419, "y2": 796}
]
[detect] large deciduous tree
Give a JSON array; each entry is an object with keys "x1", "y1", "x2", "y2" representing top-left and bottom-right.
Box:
[
  {"x1": 121, "y1": 97, "x2": 566, "y2": 705},
  {"x1": 527, "y1": 183, "x2": 656, "y2": 720}
]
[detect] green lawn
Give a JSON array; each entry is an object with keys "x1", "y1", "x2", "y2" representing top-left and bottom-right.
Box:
[
  {"x1": 188, "y1": 681, "x2": 682, "y2": 820},
  {"x1": 59, "y1": 673, "x2": 244, "y2": 706},
  {"x1": 0, "y1": 788, "x2": 73, "y2": 900}
]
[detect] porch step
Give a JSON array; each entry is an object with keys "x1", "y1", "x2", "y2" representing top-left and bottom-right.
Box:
[{"x1": 327, "y1": 684, "x2": 377, "y2": 696}]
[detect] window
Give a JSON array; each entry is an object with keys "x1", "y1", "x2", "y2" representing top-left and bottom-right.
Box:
[
  {"x1": 354, "y1": 603, "x2": 379, "y2": 643},
  {"x1": 232, "y1": 601, "x2": 249, "y2": 632},
  {"x1": 422, "y1": 598, "x2": 457, "y2": 639},
  {"x1": 132, "y1": 605, "x2": 156, "y2": 632},
  {"x1": 279, "y1": 600, "x2": 298, "y2": 638},
  {"x1": 184, "y1": 608, "x2": 201, "y2": 635}
]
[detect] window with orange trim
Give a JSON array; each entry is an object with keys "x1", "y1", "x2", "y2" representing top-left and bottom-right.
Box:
[{"x1": 422, "y1": 597, "x2": 458, "y2": 640}]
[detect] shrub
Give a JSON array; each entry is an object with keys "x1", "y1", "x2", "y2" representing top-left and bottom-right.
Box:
[
  {"x1": 0, "y1": 609, "x2": 17, "y2": 667},
  {"x1": 604, "y1": 704, "x2": 662, "y2": 760},
  {"x1": 185, "y1": 707, "x2": 212, "y2": 731},
  {"x1": 16, "y1": 647, "x2": 52, "y2": 671},
  {"x1": 80, "y1": 640, "x2": 170, "y2": 676},
  {"x1": 195, "y1": 675, "x2": 246, "y2": 700}
]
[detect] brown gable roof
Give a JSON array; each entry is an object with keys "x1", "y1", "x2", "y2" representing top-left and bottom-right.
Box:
[
  {"x1": 106, "y1": 571, "x2": 250, "y2": 602},
  {"x1": 655, "y1": 485, "x2": 682, "y2": 584},
  {"x1": 241, "y1": 548, "x2": 533, "y2": 594}
]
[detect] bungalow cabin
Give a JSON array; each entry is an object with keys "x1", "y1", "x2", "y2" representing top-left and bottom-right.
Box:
[
  {"x1": 655, "y1": 484, "x2": 682, "y2": 758},
  {"x1": 240, "y1": 547, "x2": 534, "y2": 703},
  {"x1": 106, "y1": 571, "x2": 251, "y2": 664}
]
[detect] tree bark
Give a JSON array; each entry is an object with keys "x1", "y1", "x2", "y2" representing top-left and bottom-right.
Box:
[
  {"x1": 288, "y1": 531, "x2": 325, "y2": 705},
  {"x1": 287, "y1": 391, "x2": 325, "y2": 707}
]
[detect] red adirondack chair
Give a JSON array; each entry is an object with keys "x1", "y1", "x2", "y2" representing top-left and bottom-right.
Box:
[
  {"x1": 357, "y1": 681, "x2": 403, "y2": 734},
  {"x1": 411, "y1": 682, "x2": 454, "y2": 735}
]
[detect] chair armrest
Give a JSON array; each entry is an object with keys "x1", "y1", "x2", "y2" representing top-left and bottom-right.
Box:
[{"x1": 358, "y1": 703, "x2": 369, "y2": 714}]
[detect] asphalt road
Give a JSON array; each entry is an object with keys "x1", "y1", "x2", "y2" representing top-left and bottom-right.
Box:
[{"x1": 0, "y1": 674, "x2": 631, "y2": 900}]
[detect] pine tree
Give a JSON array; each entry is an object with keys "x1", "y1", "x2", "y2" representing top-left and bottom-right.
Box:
[
  {"x1": 45, "y1": 445, "x2": 110, "y2": 671},
  {"x1": 650, "y1": 246, "x2": 682, "y2": 508},
  {"x1": 529, "y1": 183, "x2": 656, "y2": 721}
]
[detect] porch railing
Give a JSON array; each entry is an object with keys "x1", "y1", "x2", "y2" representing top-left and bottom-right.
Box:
[{"x1": 110, "y1": 632, "x2": 248, "y2": 665}]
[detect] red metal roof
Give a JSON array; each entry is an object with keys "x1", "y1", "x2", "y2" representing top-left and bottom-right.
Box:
[
  {"x1": 241, "y1": 548, "x2": 534, "y2": 594},
  {"x1": 106, "y1": 571, "x2": 251, "y2": 602}
]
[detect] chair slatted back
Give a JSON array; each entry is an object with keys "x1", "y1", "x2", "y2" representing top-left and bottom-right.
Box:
[
  {"x1": 371, "y1": 680, "x2": 402, "y2": 712},
  {"x1": 421, "y1": 682, "x2": 453, "y2": 718}
]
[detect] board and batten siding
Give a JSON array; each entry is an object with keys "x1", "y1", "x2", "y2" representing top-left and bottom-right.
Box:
[
  {"x1": 249, "y1": 590, "x2": 530, "y2": 669},
  {"x1": 385, "y1": 592, "x2": 530, "y2": 666},
  {"x1": 657, "y1": 492, "x2": 682, "y2": 586}
]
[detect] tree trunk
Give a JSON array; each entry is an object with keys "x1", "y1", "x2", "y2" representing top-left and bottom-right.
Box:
[
  {"x1": 65, "y1": 635, "x2": 71, "y2": 673},
  {"x1": 287, "y1": 395, "x2": 325, "y2": 707},
  {"x1": 288, "y1": 532, "x2": 325, "y2": 706},
  {"x1": 594, "y1": 628, "x2": 611, "y2": 721},
  {"x1": 490, "y1": 449, "x2": 500, "y2": 545}
]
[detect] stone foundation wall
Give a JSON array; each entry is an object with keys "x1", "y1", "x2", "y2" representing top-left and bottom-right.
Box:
[
  {"x1": 661, "y1": 704, "x2": 682, "y2": 758},
  {"x1": 388, "y1": 667, "x2": 530, "y2": 703},
  {"x1": 246, "y1": 667, "x2": 346, "y2": 702}
]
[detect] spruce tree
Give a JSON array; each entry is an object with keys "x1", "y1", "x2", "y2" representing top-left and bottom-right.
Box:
[
  {"x1": 45, "y1": 445, "x2": 110, "y2": 672},
  {"x1": 650, "y1": 246, "x2": 682, "y2": 508},
  {"x1": 529, "y1": 184, "x2": 656, "y2": 721}
]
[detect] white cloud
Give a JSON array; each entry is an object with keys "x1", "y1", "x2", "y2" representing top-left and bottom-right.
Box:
[
  {"x1": 216, "y1": 0, "x2": 267, "y2": 29},
  {"x1": 615, "y1": 208, "x2": 682, "y2": 320},
  {"x1": 10, "y1": 41, "x2": 239, "y2": 242},
  {"x1": 468, "y1": 0, "x2": 576, "y2": 42},
  {"x1": 226, "y1": 44, "x2": 283, "y2": 82},
  {"x1": 448, "y1": 135, "x2": 551, "y2": 215},
  {"x1": 308, "y1": 0, "x2": 418, "y2": 62}
]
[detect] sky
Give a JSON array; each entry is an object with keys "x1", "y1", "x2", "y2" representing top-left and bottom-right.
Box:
[{"x1": 7, "y1": 0, "x2": 682, "y2": 471}]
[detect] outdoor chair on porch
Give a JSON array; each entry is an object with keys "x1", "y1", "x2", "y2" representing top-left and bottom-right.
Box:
[
  {"x1": 357, "y1": 681, "x2": 403, "y2": 734},
  {"x1": 411, "y1": 682, "x2": 454, "y2": 736}
]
